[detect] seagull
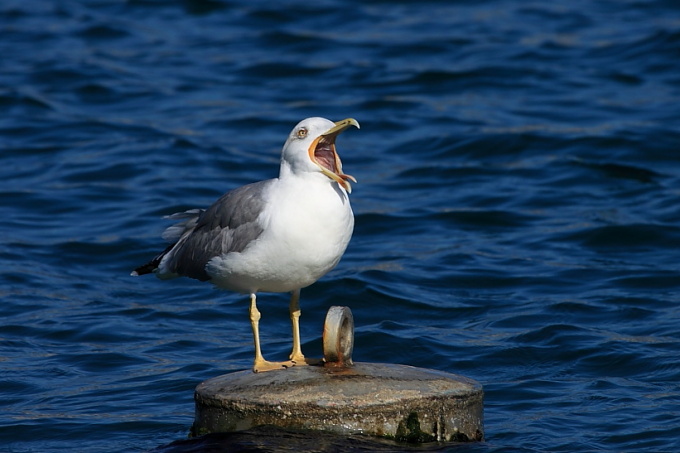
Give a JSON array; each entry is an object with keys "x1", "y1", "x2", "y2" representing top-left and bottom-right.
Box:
[{"x1": 132, "y1": 117, "x2": 359, "y2": 372}]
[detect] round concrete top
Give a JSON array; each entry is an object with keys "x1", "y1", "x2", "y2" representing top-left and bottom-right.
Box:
[
  {"x1": 194, "y1": 362, "x2": 483, "y2": 442},
  {"x1": 197, "y1": 362, "x2": 481, "y2": 407}
]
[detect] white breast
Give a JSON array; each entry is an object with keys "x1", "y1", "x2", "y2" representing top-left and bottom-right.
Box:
[{"x1": 206, "y1": 173, "x2": 354, "y2": 294}]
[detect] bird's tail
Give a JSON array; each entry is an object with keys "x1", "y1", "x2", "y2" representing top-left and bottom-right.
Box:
[
  {"x1": 131, "y1": 209, "x2": 204, "y2": 277},
  {"x1": 130, "y1": 243, "x2": 174, "y2": 276}
]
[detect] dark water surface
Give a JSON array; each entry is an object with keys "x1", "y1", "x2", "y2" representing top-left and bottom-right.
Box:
[{"x1": 2, "y1": 1, "x2": 680, "y2": 452}]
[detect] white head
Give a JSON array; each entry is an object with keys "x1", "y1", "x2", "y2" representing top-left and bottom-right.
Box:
[{"x1": 280, "y1": 117, "x2": 359, "y2": 193}]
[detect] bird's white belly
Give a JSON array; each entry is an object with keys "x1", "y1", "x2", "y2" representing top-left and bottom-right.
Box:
[{"x1": 206, "y1": 178, "x2": 353, "y2": 293}]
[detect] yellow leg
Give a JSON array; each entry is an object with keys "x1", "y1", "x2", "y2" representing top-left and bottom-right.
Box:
[
  {"x1": 249, "y1": 293, "x2": 296, "y2": 373},
  {"x1": 289, "y1": 289, "x2": 304, "y2": 362},
  {"x1": 288, "y1": 289, "x2": 322, "y2": 366},
  {"x1": 249, "y1": 293, "x2": 266, "y2": 368}
]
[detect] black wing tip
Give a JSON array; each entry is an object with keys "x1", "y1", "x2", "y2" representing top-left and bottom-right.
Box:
[
  {"x1": 131, "y1": 260, "x2": 159, "y2": 277},
  {"x1": 132, "y1": 242, "x2": 177, "y2": 277}
]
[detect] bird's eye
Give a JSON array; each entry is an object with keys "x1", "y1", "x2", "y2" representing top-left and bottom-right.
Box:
[{"x1": 296, "y1": 128, "x2": 308, "y2": 139}]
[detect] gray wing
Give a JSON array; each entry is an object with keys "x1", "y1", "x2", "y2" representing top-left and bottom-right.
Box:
[
  {"x1": 161, "y1": 209, "x2": 205, "y2": 242},
  {"x1": 154, "y1": 179, "x2": 272, "y2": 281}
]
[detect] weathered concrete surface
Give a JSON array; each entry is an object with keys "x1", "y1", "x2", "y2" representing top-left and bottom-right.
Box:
[{"x1": 193, "y1": 362, "x2": 483, "y2": 443}]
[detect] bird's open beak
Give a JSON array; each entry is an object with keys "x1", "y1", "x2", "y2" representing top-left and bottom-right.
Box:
[{"x1": 308, "y1": 118, "x2": 359, "y2": 193}]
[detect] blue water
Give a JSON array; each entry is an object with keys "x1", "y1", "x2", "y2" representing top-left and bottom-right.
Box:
[{"x1": 2, "y1": 0, "x2": 679, "y2": 451}]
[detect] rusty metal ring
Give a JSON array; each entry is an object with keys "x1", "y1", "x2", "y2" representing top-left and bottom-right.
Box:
[{"x1": 323, "y1": 306, "x2": 354, "y2": 366}]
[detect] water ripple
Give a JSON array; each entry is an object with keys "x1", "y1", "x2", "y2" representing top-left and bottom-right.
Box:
[{"x1": 2, "y1": 0, "x2": 680, "y2": 452}]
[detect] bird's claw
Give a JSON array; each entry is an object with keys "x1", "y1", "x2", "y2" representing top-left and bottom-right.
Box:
[
  {"x1": 252, "y1": 359, "x2": 297, "y2": 373},
  {"x1": 253, "y1": 357, "x2": 324, "y2": 373}
]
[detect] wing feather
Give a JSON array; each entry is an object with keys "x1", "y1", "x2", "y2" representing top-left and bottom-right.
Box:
[{"x1": 132, "y1": 180, "x2": 272, "y2": 281}]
